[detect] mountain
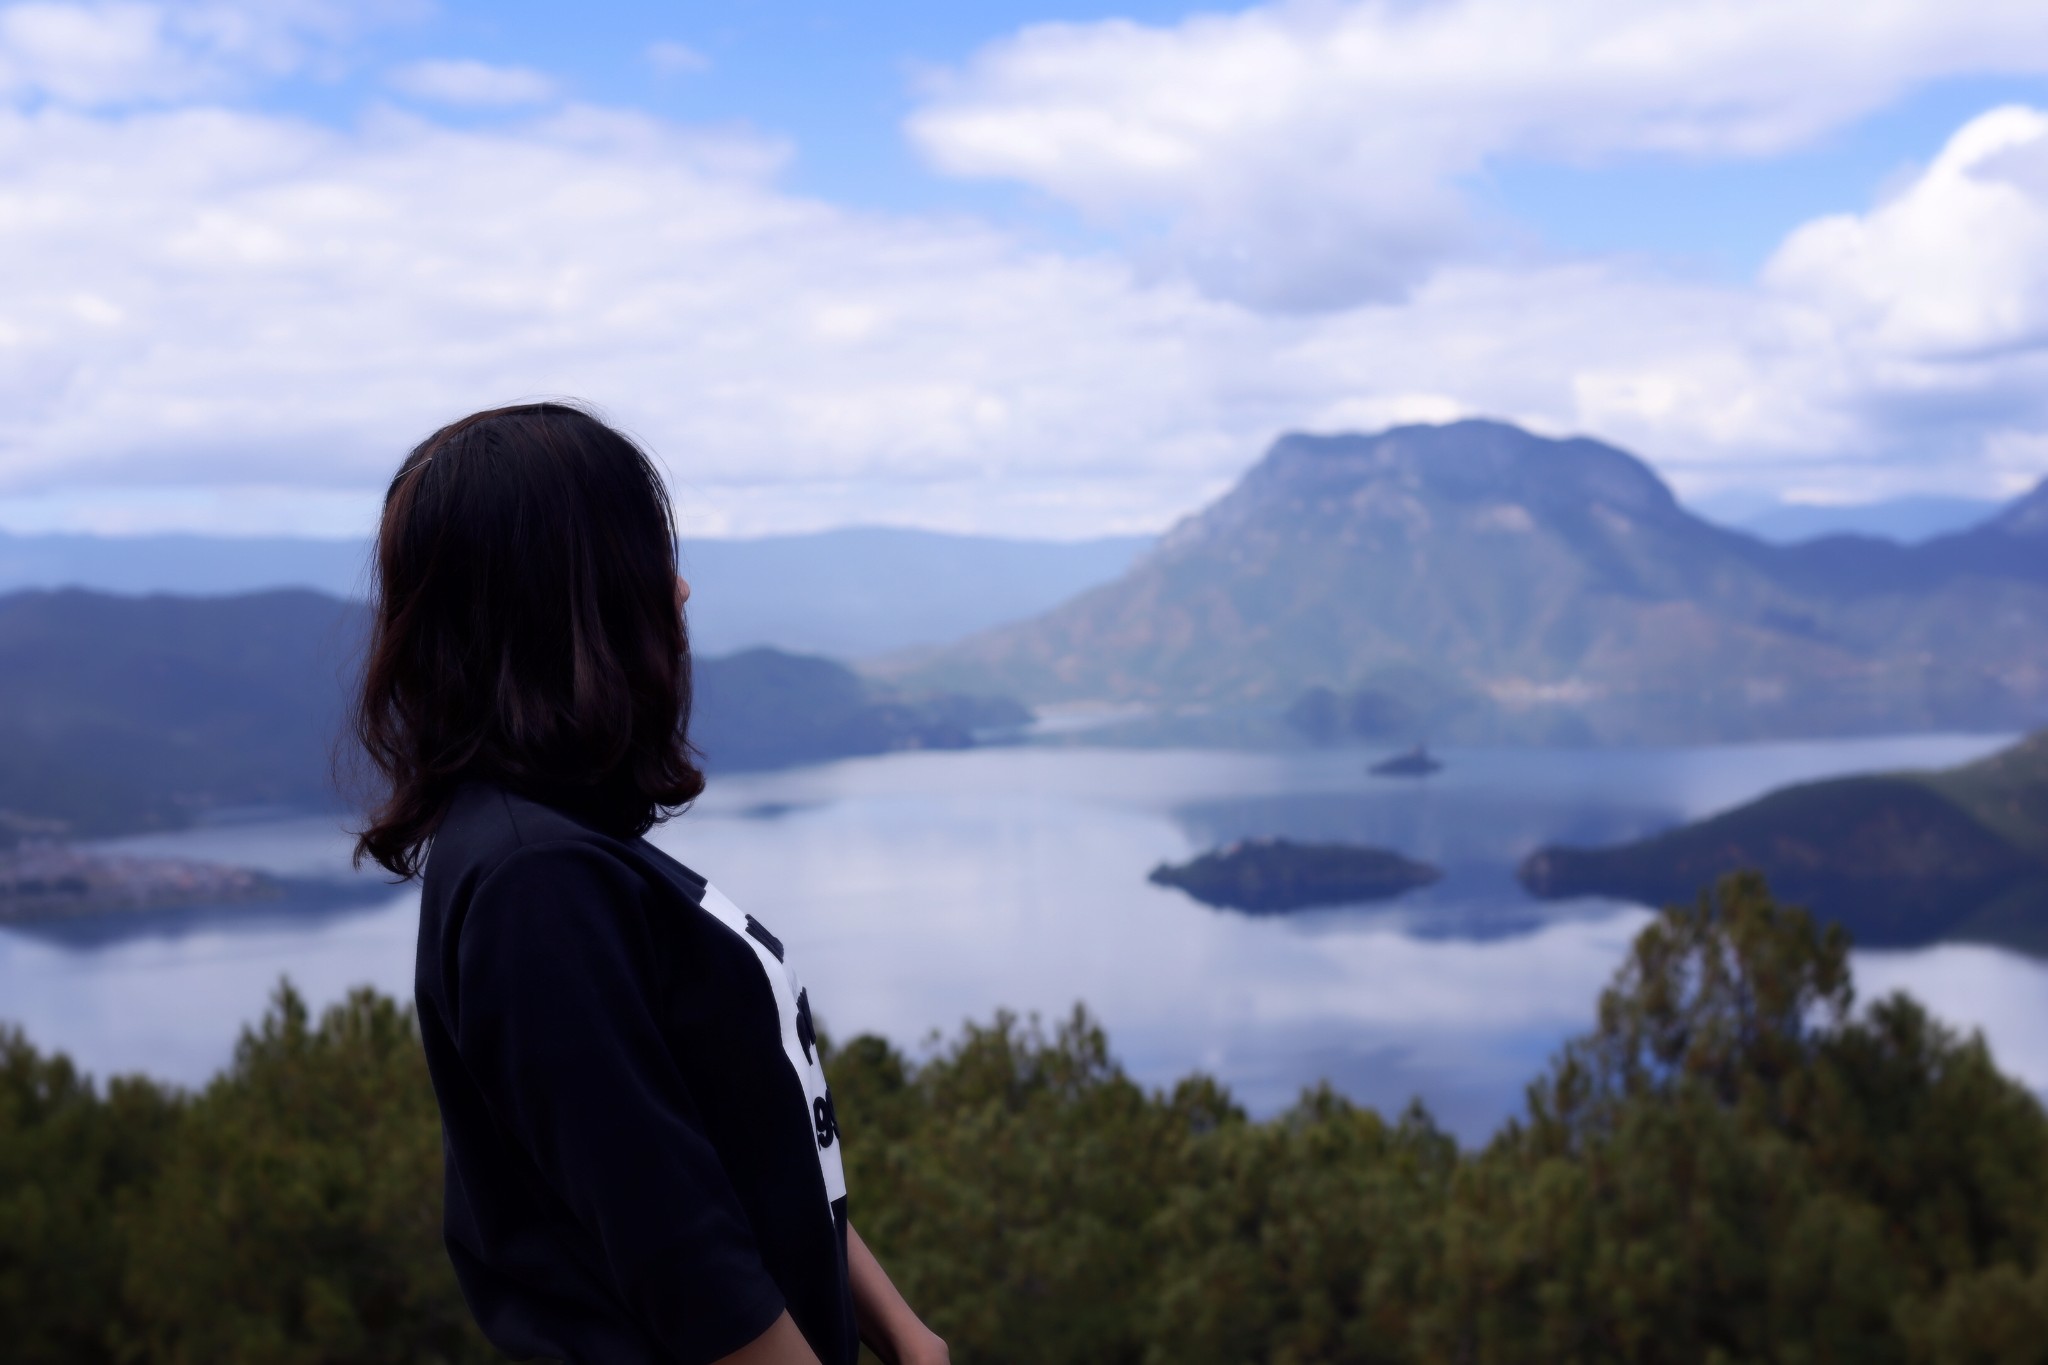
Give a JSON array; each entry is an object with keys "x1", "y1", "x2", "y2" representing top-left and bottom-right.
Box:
[
  {"x1": 0, "y1": 589, "x2": 364, "y2": 834},
  {"x1": 689, "y1": 647, "x2": 1028, "y2": 771},
  {"x1": 1519, "y1": 731, "x2": 2048, "y2": 952},
  {"x1": 0, "y1": 527, "x2": 1152, "y2": 660},
  {"x1": 0, "y1": 532, "x2": 374, "y2": 598},
  {"x1": 0, "y1": 589, "x2": 1025, "y2": 837},
  {"x1": 896, "y1": 420, "x2": 2048, "y2": 743}
]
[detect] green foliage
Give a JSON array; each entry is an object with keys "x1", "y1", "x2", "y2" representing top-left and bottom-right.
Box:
[
  {"x1": 1418, "y1": 874, "x2": 2048, "y2": 1365},
  {"x1": 833, "y1": 1009, "x2": 1215, "y2": 1365},
  {"x1": 842, "y1": 875, "x2": 2048, "y2": 1365},
  {"x1": 0, "y1": 985, "x2": 491, "y2": 1365},
  {"x1": 0, "y1": 1025, "x2": 177, "y2": 1363},
  {"x1": 2, "y1": 873, "x2": 2045, "y2": 1363},
  {"x1": 118, "y1": 984, "x2": 490, "y2": 1365}
]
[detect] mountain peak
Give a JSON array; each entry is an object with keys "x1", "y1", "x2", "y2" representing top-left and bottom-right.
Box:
[
  {"x1": 1158, "y1": 419, "x2": 1685, "y2": 559},
  {"x1": 902, "y1": 420, "x2": 2048, "y2": 741},
  {"x1": 1258, "y1": 419, "x2": 1674, "y2": 511}
]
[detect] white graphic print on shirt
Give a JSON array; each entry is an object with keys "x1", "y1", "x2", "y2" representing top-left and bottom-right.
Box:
[{"x1": 696, "y1": 884, "x2": 847, "y2": 1211}]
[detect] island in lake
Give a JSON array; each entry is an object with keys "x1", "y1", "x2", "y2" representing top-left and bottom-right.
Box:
[
  {"x1": 1150, "y1": 837, "x2": 1441, "y2": 913},
  {"x1": 0, "y1": 824, "x2": 280, "y2": 922},
  {"x1": 1370, "y1": 744, "x2": 1443, "y2": 778},
  {"x1": 1518, "y1": 730, "x2": 2048, "y2": 952}
]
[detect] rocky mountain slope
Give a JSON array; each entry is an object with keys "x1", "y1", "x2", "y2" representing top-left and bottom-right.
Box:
[{"x1": 899, "y1": 420, "x2": 2048, "y2": 742}]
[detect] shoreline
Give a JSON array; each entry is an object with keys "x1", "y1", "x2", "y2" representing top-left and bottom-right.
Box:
[{"x1": 0, "y1": 843, "x2": 281, "y2": 923}]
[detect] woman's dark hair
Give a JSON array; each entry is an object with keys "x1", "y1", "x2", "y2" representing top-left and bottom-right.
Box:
[{"x1": 352, "y1": 402, "x2": 704, "y2": 877}]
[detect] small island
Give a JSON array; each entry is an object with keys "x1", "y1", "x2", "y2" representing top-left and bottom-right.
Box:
[
  {"x1": 1149, "y1": 837, "x2": 1441, "y2": 913},
  {"x1": 0, "y1": 840, "x2": 280, "y2": 922},
  {"x1": 1370, "y1": 744, "x2": 1443, "y2": 778}
]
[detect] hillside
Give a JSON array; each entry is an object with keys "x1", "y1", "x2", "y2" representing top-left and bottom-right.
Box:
[
  {"x1": 0, "y1": 589, "x2": 364, "y2": 833},
  {"x1": 690, "y1": 647, "x2": 1028, "y2": 771},
  {"x1": 897, "y1": 420, "x2": 2048, "y2": 743},
  {"x1": 1926, "y1": 730, "x2": 2048, "y2": 860},
  {"x1": 1519, "y1": 731, "x2": 2048, "y2": 951},
  {"x1": 0, "y1": 589, "x2": 1025, "y2": 837}
]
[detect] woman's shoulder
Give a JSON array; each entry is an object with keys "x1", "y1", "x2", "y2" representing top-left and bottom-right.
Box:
[{"x1": 427, "y1": 781, "x2": 643, "y2": 891}]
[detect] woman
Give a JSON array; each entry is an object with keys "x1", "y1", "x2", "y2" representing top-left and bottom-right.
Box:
[{"x1": 354, "y1": 403, "x2": 946, "y2": 1365}]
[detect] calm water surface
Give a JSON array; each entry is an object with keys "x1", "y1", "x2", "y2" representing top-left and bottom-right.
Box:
[{"x1": 3, "y1": 734, "x2": 2043, "y2": 1142}]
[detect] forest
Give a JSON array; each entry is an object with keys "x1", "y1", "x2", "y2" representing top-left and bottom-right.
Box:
[{"x1": 4, "y1": 872, "x2": 2045, "y2": 1364}]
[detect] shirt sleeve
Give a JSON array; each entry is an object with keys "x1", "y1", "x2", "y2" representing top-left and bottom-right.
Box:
[{"x1": 455, "y1": 839, "x2": 786, "y2": 1364}]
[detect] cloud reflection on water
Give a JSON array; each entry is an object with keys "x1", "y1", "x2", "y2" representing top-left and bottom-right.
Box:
[{"x1": 0, "y1": 735, "x2": 2040, "y2": 1144}]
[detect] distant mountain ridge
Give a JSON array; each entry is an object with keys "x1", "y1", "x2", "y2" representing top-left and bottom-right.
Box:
[
  {"x1": 0, "y1": 526, "x2": 1152, "y2": 660},
  {"x1": 1700, "y1": 493, "x2": 2002, "y2": 545},
  {"x1": 899, "y1": 420, "x2": 2048, "y2": 743},
  {"x1": 0, "y1": 533, "x2": 374, "y2": 599},
  {"x1": 679, "y1": 527, "x2": 1152, "y2": 657}
]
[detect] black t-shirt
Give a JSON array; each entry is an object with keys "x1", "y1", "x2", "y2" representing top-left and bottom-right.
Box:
[{"x1": 414, "y1": 783, "x2": 856, "y2": 1365}]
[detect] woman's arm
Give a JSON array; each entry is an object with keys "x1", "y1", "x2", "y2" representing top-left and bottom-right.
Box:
[
  {"x1": 848, "y1": 1224, "x2": 949, "y2": 1365},
  {"x1": 711, "y1": 1228, "x2": 945, "y2": 1365},
  {"x1": 714, "y1": 1311, "x2": 823, "y2": 1365}
]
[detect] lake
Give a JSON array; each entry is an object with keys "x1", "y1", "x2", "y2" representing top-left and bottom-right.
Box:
[{"x1": 3, "y1": 732, "x2": 2044, "y2": 1142}]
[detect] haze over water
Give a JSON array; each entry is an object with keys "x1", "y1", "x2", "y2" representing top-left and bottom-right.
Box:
[{"x1": 2, "y1": 733, "x2": 2042, "y2": 1143}]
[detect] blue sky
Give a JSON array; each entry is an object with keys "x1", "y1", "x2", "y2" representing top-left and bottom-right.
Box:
[
  {"x1": 1479, "y1": 73, "x2": 2048, "y2": 274},
  {"x1": 228, "y1": 2, "x2": 1212, "y2": 229},
  {"x1": 268, "y1": 2, "x2": 2048, "y2": 274},
  {"x1": 3, "y1": 0, "x2": 2048, "y2": 537}
]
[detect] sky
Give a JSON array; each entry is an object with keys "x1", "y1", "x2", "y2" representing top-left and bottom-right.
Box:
[{"x1": 2, "y1": 0, "x2": 2048, "y2": 539}]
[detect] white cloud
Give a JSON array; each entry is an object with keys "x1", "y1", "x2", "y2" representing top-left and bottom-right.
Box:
[
  {"x1": 0, "y1": 0, "x2": 411, "y2": 106},
  {"x1": 1743, "y1": 104, "x2": 2048, "y2": 492},
  {"x1": 1767, "y1": 106, "x2": 2048, "y2": 358},
  {"x1": 909, "y1": 0, "x2": 2048, "y2": 309},
  {"x1": 0, "y1": 101, "x2": 1275, "y2": 534},
  {"x1": 389, "y1": 57, "x2": 556, "y2": 108},
  {"x1": 646, "y1": 40, "x2": 707, "y2": 77},
  {"x1": 1, "y1": 86, "x2": 2047, "y2": 536},
  {"x1": 1510, "y1": 104, "x2": 2048, "y2": 499}
]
